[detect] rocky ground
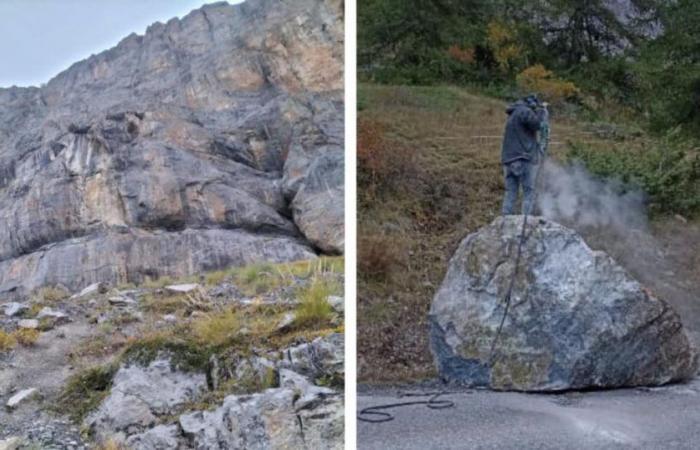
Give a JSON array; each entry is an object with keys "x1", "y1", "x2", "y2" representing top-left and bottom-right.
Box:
[{"x1": 0, "y1": 257, "x2": 344, "y2": 449}]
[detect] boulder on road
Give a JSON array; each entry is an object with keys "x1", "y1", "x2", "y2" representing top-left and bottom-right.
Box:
[{"x1": 430, "y1": 216, "x2": 698, "y2": 391}]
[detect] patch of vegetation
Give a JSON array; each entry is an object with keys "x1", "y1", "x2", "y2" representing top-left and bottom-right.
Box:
[
  {"x1": 317, "y1": 371, "x2": 344, "y2": 390},
  {"x1": 0, "y1": 330, "x2": 17, "y2": 352},
  {"x1": 204, "y1": 269, "x2": 229, "y2": 285},
  {"x1": 568, "y1": 137, "x2": 700, "y2": 217},
  {"x1": 293, "y1": 279, "x2": 339, "y2": 329},
  {"x1": 72, "y1": 332, "x2": 129, "y2": 361},
  {"x1": 139, "y1": 292, "x2": 187, "y2": 315},
  {"x1": 192, "y1": 309, "x2": 241, "y2": 347},
  {"x1": 94, "y1": 438, "x2": 129, "y2": 450},
  {"x1": 37, "y1": 317, "x2": 57, "y2": 331},
  {"x1": 56, "y1": 364, "x2": 118, "y2": 422},
  {"x1": 358, "y1": 233, "x2": 402, "y2": 282},
  {"x1": 32, "y1": 286, "x2": 69, "y2": 303},
  {"x1": 28, "y1": 303, "x2": 44, "y2": 317},
  {"x1": 13, "y1": 328, "x2": 40, "y2": 346},
  {"x1": 120, "y1": 331, "x2": 218, "y2": 373}
]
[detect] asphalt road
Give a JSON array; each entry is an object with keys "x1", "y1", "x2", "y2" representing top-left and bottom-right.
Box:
[{"x1": 357, "y1": 377, "x2": 700, "y2": 450}]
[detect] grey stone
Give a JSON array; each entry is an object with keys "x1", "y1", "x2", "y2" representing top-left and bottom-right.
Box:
[
  {"x1": 0, "y1": 437, "x2": 22, "y2": 450},
  {"x1": 279, "y1": 368, "x2": 334, "y2": 410},
  {"x1": 18, "y1": 319, "x2": 39, "y2": 329},
  {"x1": 70, "y1": 282, "x2": 103, "y2": 299},
  {"x1": 292, "y1": 148, "x2": 344, "y2": 254},
  {"x1": 164, "y1": 284, "x2": 199, "y2": 294},
  {"x1": 279, "y1": 332, "x2": 344, "y2": 380},
  {"x1": 37, "y1": 307, "x2": 69, "y2": 321},
  {"x1": 275, "y1": 312, "x2": 296, "y2": 332},
  {"x1": 86, "y1": 358, "x2": 207, "y2": 439},
  {"x1": 6, "y1": 388, "x2": 39, "y2": 409},
  {"x1": 429, "y1": 216, "x2": 699, "y2": 391},
  {"x1": 161, "y1": 314, "x2": 177, "y2": 323},
  {"x1": 327, "y1": 295, "x2": 344, "y2": 313},
  {"x1": 108, "y1": 296, "x2": 136, "y2": 306},
  {"x1": 125, "y1": 425, "x2": 181, "y2": 450},
  {"x1": 3, "y1": 302, "x2": 27, "y2": 317}
]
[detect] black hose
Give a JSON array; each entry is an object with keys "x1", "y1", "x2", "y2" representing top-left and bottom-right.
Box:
[{"x1": 358, "y1": 391, "x2": 459, "y2": 423}]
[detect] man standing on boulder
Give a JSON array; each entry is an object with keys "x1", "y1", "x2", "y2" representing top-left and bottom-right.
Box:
[{"x1": 500, "y1": 94, "x2": 548, "y2": 215}]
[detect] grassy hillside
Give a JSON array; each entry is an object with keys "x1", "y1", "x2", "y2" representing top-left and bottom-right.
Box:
[{"x1": 356, "y1": 83, "x2": 683, "y2": 383}]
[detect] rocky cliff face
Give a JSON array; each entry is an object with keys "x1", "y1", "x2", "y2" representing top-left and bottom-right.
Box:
[{"x1": 0, "y1": 0, "x2": 343, "y2": 299}]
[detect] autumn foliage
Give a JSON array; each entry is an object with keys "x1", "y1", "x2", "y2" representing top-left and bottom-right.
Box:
[
  {"x1": 358, "y1": 117, "x2": 415, "y2": 196},
  {"x1": 516, "y1": 64, "x2": 580, "y2": 103},
  {"x1": 447, "y1": 45, "x2": 475, "y2": 64}
]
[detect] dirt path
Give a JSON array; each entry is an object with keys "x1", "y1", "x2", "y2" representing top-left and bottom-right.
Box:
[{"x1": 0, "y1": 319, "x2": 94, "y2": 441}]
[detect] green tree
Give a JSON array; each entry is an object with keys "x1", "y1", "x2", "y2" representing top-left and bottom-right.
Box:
[
  {"x1": 638, "y1": 0, "x2": 700, "y2": 134},
  {"x1": 358, "y1": 0, "x2": 495, "y2": 83}
]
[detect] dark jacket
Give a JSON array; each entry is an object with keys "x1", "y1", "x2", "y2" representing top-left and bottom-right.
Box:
[{"x1": 501, "y1": 101, "x2": 546, "y2": 164}]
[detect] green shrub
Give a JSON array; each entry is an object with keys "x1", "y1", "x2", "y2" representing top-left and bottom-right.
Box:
[
  {"x1": 56, "y1": 364, "x2": 118, "y2": 422},
  {"x1": 568, "y1": 138, "x2": 700, "y2": 216}
]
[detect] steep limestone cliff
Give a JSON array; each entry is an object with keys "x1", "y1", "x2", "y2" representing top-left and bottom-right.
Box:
[{"x1": 0, "y1": 0, "x2": 344, "y2": 298}]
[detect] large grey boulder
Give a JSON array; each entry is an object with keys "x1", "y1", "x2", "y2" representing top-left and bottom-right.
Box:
[
  {"x1": 291, "y1": 148, "x2": 344, "y2": 254},
  {"x1": 430, "y1": 216, "x2": 698, "y2": 391},
  {"x1": 0, "y1": 0, "x2": 343, "y2": 297}
]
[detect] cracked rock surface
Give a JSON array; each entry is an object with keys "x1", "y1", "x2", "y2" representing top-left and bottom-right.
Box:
[
  {"x1": 430, "y1": 215, "x2": 698, "y2": 391},
  {"x1": 0, "y1": 0, "x2": 344, "y2": 300}
]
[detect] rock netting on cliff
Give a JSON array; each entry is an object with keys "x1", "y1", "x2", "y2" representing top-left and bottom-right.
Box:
[
  {"x1": 429, "y1": 216, "x2": 698, "y2": 391},
  {"x1": 0, "y1": 0, "x2": 343, "y2": 298}
]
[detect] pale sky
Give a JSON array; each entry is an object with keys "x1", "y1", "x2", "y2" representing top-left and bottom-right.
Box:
[{"x1": 0, "y1": 0, "x2": 244, "y2": 88}]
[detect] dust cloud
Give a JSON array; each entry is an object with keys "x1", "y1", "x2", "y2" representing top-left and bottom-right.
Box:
[{"x1": 536, "y1": 159, "x2": 648, "y2": 234}]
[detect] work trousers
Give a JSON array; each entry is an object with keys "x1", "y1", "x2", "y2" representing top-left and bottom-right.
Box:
[{"x1": 502, "y1": 159, "x2": 537, "y2": 215}]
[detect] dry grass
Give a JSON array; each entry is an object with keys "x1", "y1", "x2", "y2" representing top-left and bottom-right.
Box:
[
  {"x1": 95, "y1": 440, "x2": 129, "y2": 450},
  {"x1": 0, "y1": 330, "x2": 17, "y2": 352},
  {"x1": 357, "y1": 83, "x2": 643, "y2": 383},
  {"x1": 294, "y1": 279, "x2": 339, "y2": 329},
  {"x1": 32, "y1": 286, "x2": 70, "y2": 303},
  {"x1": 140, "y1": 292, "x2": 188, "y2": 315},
  {"x1": 13, "y1": 328, "x2": 40, "y2": 346},
  {"x1": 192, "y1": 309, "x2": 241, "y2": 346},
  {"x1": 358, "y1": 233, "x2": 402, "y2": 281}
]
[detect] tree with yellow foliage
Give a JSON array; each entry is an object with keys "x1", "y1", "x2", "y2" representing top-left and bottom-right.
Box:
[{"x1": 486, "y1": 20, "x2": 523, "y2": 74}]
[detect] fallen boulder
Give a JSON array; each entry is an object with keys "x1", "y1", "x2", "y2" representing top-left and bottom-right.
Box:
[{"x1": 429, "y1": 216, "x2": 698, "y2": 391}]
